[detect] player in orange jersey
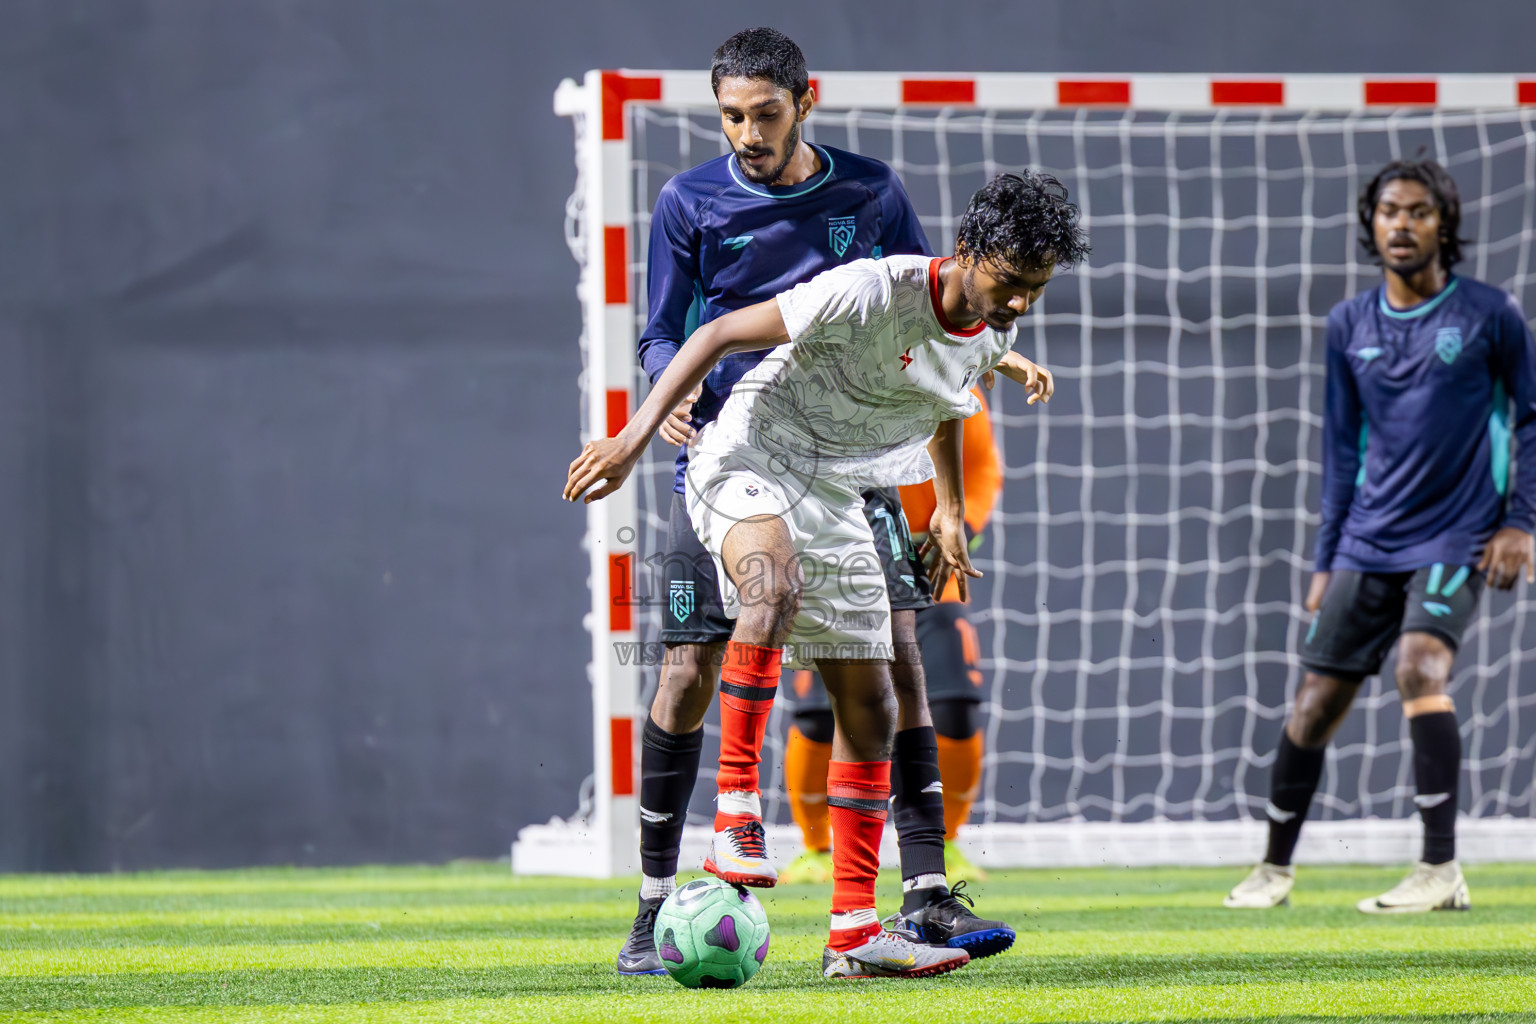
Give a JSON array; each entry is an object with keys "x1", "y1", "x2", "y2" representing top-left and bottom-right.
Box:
[{"x1": 781, "y1": 387, "x2": 1019, "y2": 889}]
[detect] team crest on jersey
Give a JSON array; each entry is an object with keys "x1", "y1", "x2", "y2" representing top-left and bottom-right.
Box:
[
  {"x1": 742, "y1": 482, "x2": 760, "y2": 498},
  {"x1": 960, "y1": 364, "x2": 980, "y2": 390},
  {"x1": 828, "y1": 216, "x2": 856, "y2": 257},
  {"x1": 669, "y1": 581, "x2": 695, "y2": 623},
  {"x1": 1435, "y1": 327, "x2": 1462, "y2": 365}
]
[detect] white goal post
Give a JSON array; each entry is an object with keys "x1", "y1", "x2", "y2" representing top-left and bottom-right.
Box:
[{"x1": 515, "y1": 71, "x2": 1536, "y2": 877}]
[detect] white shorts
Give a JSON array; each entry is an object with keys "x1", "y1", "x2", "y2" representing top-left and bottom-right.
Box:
[{"x1": 683, "y1": 447, "x2": 893, "y2": 664}]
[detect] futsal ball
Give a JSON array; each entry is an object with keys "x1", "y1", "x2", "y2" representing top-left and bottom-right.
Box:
[{"x1": 654, "y1": 878, "x2": 771, "y2": 988}]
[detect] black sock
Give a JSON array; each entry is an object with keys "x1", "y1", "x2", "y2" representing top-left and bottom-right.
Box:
[
  {"x1": 1410, "y1": 710, "x2": 1461, "y2": 865},
  {"x1": 638, "y1": 716, "x2": 703, "y2": 879},
  {"x1": 1263, "y1": 731, "x2": 1326, "y2": 867},
  {"x1": 891, "y1": 725, "x2": 947, "y2": 911}
]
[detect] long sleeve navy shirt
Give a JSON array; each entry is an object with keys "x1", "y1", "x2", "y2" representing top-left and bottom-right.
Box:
[
  {"x1": 1315, "y1": 275, "x2": 1536, "y2": 572},
  {"x1": 636, "y1": 144, "x2": 932, "y2": 494}
]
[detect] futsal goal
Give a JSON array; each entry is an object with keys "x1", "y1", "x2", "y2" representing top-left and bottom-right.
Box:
[{"x1": 516, "y1": 71, "x2": 1536, "y2": 876}]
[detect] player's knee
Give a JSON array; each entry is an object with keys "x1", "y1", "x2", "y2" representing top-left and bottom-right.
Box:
[
  {"x1": 652, "y1": 644, "x2": 720, "y2": 730},
  {"x1": 1395, "y1": 635, "x2": 1452, "y2": 700},
  {"x1": 770, "y1": 577, "x2": 803, "y2": 635},
  {"x1": 890, "y1": 613, "x2": 921, "y2": 670},
  {"x1": 735, "y1": 571, "x2": 801, "y2": 641},
  {"x1": 888, "y1": 649, "x2": 927, "y2": 701},
  {"x1": 1287, "y1": 673, "x2": 1354, "y2": 748},
  {"x1": 840, "y1": 678, "x2": 898, "y2": 738}
]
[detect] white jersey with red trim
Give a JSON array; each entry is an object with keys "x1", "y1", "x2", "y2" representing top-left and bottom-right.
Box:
[{"x1": 692, "y1": 255, "x2": 1016, "y2": 488}]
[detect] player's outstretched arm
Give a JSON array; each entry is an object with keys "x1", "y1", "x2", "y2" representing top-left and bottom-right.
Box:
[
  {"x1": 563, "y1": 299, "x2": 791, "y2": 504},
  {"x1": 991, "y1": 350, "x2": 1054, "y2": 405},
  {"x1": 919, "y1": 419, "x2": 983, "y2": 602}
]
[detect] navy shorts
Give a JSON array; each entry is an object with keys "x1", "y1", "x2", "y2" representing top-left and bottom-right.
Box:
[{"x1": 1299, "y1": 563, "x2": 1484, "y2": 683}]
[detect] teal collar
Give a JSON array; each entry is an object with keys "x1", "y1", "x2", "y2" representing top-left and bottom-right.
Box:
[
  {"x1": 1379, "y1": 276, "x2": 1459, "y2": 320},
  {"x1": 727, "y1": 145, "x2": 834, "y2": 199}
]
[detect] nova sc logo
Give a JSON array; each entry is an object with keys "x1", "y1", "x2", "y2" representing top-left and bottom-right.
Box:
[
  {"x1": 1435, "y1": 327, "x2": 1463, "y2": 365},
  {"x1": 828, "y1": 216, "x2": 856, "y2": 257},
  {"x1": 669, "y1": 580, "x2": 695, "y2": 623}
]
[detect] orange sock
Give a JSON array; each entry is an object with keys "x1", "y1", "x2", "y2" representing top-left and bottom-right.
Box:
[
  {"x1": 785, "y1": 727, "x2": 833, "y2": 853},
  {"x1": 937, "y1": 733, "x2": 983, "y2": 840},
  {"x1": 714, "y1": 642, "x2": 781, "y2": 830},
  {"x1": 826, "y1": 760, "x2": 890, "y2": 951}
]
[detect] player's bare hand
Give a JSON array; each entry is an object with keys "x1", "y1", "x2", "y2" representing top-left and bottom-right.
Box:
[
  {"x1": 1477, "y1": 527, "x2": 1535, "y2": 590},
  {"x1": 918, "y1": 505, "x2": 982, "y2": 602},
  {"x1": 1304, "y1": 571, "x2": 1330, "y2": 613},
  {"x1": 980, "y1": 369, "x2": 996, "y2": 391},
  {"x1": 996, "y1": 351, "x2": 1054, "y2": 405},
  {"x1": 564, "y1": 437, "x2": 639, "y2": 504},
  {"x1": 658, "y1": 385, "x2": 702, "y2": 446}
]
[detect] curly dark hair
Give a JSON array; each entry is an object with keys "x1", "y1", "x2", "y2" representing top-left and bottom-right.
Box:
[
  {"x1": 710, "y1": 28, "x2": 809, "y2": 105},
  {"x1": 1358, "y1": 158, "x2": 1464, "y2": 270},
  {"x1": 955, "y1": 171, "x2": 1091, "y2": 273}
]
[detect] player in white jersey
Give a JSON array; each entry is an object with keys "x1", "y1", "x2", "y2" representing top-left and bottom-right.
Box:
[
  {"x1": 567, "y1": 172, "x2": 1090, "y2": 980},
  {"x1": 683, "y1": 252, "x2": 1012, "y2": 655}
]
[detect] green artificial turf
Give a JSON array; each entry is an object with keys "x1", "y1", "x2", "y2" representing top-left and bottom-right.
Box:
[{"x1": 2, "y1": 862, "x2": 1533, "y2": 1023}]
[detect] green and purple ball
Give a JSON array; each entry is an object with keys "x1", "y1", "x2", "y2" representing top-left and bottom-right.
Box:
[{"x1": 654, "y1": 878, "x2": 771, "y2": 988}]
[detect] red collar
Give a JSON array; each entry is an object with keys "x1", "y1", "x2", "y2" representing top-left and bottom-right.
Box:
[{"x1": 928, "y1": 257, "x2": 986, "y2": 337}]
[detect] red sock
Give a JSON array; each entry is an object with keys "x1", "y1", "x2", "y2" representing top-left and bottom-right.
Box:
[
  {"x1": 826, "y1": 759, "x2": 890, "y2": 951},
  {"x1": 714, "y1": 641, "x2": 781, "y2": 830}
]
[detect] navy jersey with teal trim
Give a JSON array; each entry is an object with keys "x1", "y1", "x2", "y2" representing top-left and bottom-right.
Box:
[
  {"x1": 1315, "y1": 275, "x2": 1536, "y2": 573},
  {"x1": 637, "y1": 144, "x2": 932, "y2": 492}
]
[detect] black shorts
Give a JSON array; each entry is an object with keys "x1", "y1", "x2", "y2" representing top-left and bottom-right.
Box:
[
  {"x1": 1299, "y1": 564, "x2": 1484, "y2": 683},
  {"x1": 788, "y1": 601, "x2": 985, "y2": 714},
  {"x1": 657, "y1": 488, "x2": 933, "y2": 647},
  {"x1": 861, "y1": 486, "x2": 933, "y2": 613}
]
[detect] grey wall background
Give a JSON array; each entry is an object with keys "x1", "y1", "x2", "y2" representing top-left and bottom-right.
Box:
[{"x1": 4, "y1": 0, "x2": 1535, "y2": 872}]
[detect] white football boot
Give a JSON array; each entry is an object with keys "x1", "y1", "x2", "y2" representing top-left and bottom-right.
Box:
[
  {"x1": 702, "y1": 819, "x2": 778, "y2": 887},
  {"x1": 822, "y1": 928, "x2": 970, "y2": 979},
  {"x1": 1357, "y1": 861, "x2": 1470, "y2": 914},
  {"x1": 1223, "y1": 863, "x2": 1296, "y2": 908}
]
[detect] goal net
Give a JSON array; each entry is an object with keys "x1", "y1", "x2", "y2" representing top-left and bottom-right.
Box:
[{"x1": 519, "y1": 72, "x2": 1536, "y2": 876}]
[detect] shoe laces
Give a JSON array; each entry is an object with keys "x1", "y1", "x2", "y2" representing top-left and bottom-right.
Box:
[
  {"x1": 928, "y1": 879, "x2": 979, "y2": 920},
  {"x1": 629, "y1": 899, "x2": 661, "y2": 942},
  {"x1": 864, "y1": 928, "x2": 923, "y2": 955},
  {"x1": 946, "y1": 880, "x2": 977, "y2": 909},
  {"x1": 726, "y1": 819, "x2": 768, "y2": 858},
  {"x1": 878, "y1": 911, "x2": 923, "y2": 941}
]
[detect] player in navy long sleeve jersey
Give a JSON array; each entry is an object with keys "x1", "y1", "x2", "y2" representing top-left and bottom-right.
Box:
[
  {"x1": 617, "y1": 29, "x2": 1017, "y2": 976},
  {"x1": 1227, "y1": 159, "x2": 1536, "y2": 914}
]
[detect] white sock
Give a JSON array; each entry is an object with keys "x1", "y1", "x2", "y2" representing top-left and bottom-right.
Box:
[
  {"x1": 640, "y1": 874, "x2": 675, "y2": 900},
  {"x1": 717, "y1": 789, "x2": 761, "y2": 818},
  {"x1": 902, "y1": 872, "x2": 947, "y2": 893},
  {"x1": 829, "y1": 908, "x2": 879, "y2": 932}
]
